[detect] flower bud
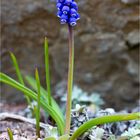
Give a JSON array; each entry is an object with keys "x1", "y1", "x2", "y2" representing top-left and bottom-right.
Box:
[
  {"x1": 62, "y1": 6, "x2": 70, "y2": 14},
  {"x1": 71, "y1": 1, "x2": 78, "y2": 10},
  {"x1": 56, "y1": 3, "x2": 62, "y2": 10},
  {"x1": 69, "y1": 17, "x2": 77, "y2": 26},
  {"x1": 57, "y1": 10, "x2": 63, "y2": 18},
  {"x1": 60, "y1": 14, "x2": 68, "y2": 24}
]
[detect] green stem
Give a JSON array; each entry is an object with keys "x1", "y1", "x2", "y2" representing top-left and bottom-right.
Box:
[
  {"x1": 44, "y1": 37, "x2": 52, "y2": 106},
  {"x1": 70, "y1": 112, "x2": 140, "y2": 140},
  {"x1": 65, "y1": 25, "x2": 74, "y2": 134}
]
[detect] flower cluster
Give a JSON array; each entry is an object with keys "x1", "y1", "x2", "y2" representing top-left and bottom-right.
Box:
[{"x1": 56, "y1": 0, "x2": 80, "y2": 26}]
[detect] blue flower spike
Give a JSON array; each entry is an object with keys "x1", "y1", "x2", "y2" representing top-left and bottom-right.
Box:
[{"x1": 56, "y1": 0, "x2": 80, "y2": 26}]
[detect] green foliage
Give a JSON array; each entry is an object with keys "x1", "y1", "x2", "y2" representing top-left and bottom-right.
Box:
[
  {"x1": 0, "y1": 72, "x2": 64, "y2": 135},
  {"x1": 7, "y1": 128, "x2": 14, "y2": 140},
  {"x1": 0, "y1": 39, "x2": 64, "y2": 135},
  {"x1": 25, "y1": 75, "x2": 64, "y2": 120},
  {"x1": 10, "y1": 52, "x2": 30, "y2": 104},
  {"x1": 35, "y1": 69, "x2": 41, "y2": 138},
  {"x1": 10, "y1": 52, "x2": 24, "y2": 85},
  {"x1": 44, "y1": 37, "x2": 52, "y2": 106}
]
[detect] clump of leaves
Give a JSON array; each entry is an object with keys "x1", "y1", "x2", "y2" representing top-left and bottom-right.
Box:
[{"x1": 0, "y1": 39, "x2": 65, "y2": 135}]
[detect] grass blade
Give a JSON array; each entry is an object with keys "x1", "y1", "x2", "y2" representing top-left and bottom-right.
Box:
[
  {"x1": 70, "y1": 113, "x2": 140, "y2": 140},
  {"x1": 7, "y1": 128, "x2": 14, "y2": 140},
  {"x1": 0, "y1": 72, "x2": 64, "y2": 135},
  {"x1": 35, "y1": 68, "x2": 41, "y2": 138},
  {"x1": 10, "y1": 52, "x2": 30, "y2": 104},
  {"x1": 10, "y1": 52, "x2": 24, "y2": 85},
  {"x1": 44, "y1": 37, "x2": 52, "y2": 106}
]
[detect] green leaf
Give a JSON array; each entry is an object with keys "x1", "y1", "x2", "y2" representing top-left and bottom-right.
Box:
[
  {"x1": 25, "y1": 75, "x2": 64, "y2": 120},
  {"x1": 44, "y1": 37, "x2": 52, "y2": 106},
  {"x1": 35, "y1": 69, "x2": 41, "y2": 138},
  {"x1": 7, "y1": 128, "x2": 14, "y2": 140},
  {"x1": 10, "y1": 52, "x2": 30, "y2": 104},
  {"x1": 10, "y1": 52, "x2": 24, "y2": 85},
  {"x1": 0, "y1": 72, "x2": 64, "y2": 135},
  {"x1": 70, "y1": 113, "x2": 140, "y2": 140}
]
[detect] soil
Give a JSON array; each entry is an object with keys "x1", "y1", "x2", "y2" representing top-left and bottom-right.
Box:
[
  {"x1": 0, "y1": 120, "x2": 45, "y2": 140},
  {"x1": 0, "y1": 103, "x2": 50, "y2": 140}
]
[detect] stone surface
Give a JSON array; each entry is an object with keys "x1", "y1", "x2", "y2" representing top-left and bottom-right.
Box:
[
  {"x1": 121, "y1": 0, "x2": 139, "y2": 4},
  {"x1": 126, "y1": 30, "x2": 140, "y2": 47},
  {"x1": 1, "y1": 0, "x2": 139, "y2": 110}
]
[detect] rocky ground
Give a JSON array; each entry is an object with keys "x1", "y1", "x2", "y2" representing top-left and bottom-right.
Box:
[{"x1": 0, "y1": 103, "x2": 139, "y2": 140}]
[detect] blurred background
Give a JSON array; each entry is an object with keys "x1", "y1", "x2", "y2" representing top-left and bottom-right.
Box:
[{"x1": 1, "y1": 0, "x2": 139, "y2": 111}]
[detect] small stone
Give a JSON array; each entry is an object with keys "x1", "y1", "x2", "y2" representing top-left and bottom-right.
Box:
[
  {"x1": 96, "y1": 108, "x2": 115, "y2": 117},
  {"x1": 78, "y1": 116, "x2": 85, "y2": 122},
  {"x1": 83, "y1": 73, "x2": 94, "y2": 84},
  {"x1": 126, "y1": 30, "x2": 140, "y2": 48},
  {"x1": 121, "y1": 0, "x2": 139, "y2": 4},
  {"x1": 78, "y1": 122, "x2": 83, "y2": 126}
]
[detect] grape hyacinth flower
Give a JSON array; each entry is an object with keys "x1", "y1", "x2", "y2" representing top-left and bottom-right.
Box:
[{"x1": 56, "y1": 0, "x2": 80, "y2": 26}]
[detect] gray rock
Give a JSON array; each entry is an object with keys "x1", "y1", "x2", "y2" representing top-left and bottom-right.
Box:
[
  {"x1": 126, "y1": 30, "x2": 140, "y2": 47},
  {"x1": 1, "y1": 0, "x2": 139, "y2": 110},
  {"x1": 121, "y1": 0, "x2": 139, "y2": 4}
]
